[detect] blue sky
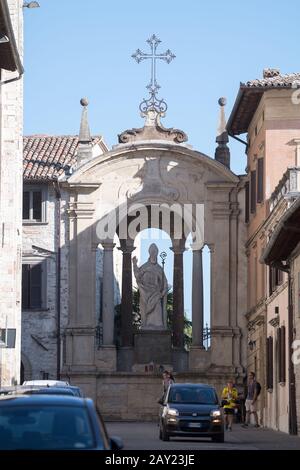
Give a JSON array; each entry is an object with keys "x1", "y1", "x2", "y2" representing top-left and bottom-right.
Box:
[{"x1": 24, "y1": 0, "x2": 300, "y2": 321}]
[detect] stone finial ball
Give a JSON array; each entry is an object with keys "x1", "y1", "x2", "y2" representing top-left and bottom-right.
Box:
[
  {"x1": 80, "y1": 97, "x2": 89, "y2": 107},
  {"x1": 218, "y1": 97, "x2": 227, "y2": 107}
]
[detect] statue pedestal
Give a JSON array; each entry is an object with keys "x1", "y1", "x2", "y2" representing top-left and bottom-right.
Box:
[{"x1": 134, "y1": 330, "x2": 172, "y2": 365}]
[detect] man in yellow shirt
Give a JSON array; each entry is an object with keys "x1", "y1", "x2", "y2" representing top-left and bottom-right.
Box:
[{"x1": 221, "y1": 380, "x2": 238, "y2": 431}]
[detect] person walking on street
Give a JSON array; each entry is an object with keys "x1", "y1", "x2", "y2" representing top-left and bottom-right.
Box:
[
  {"x1": 162, "y1": 370, "x2": 174, "y2": 394},
  {"x1": 242, "y1": 371, "x2": 260, "y2": 428},
  {"x1": 221, "y1": 380, "x2": 238, "y2": 431},
  {"x1": 158, "y1": 370, "x2": 175, "y2": 405}
]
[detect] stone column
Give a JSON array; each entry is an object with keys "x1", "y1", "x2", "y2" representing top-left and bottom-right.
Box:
[
  {"x1": 192, "y1": 246, "x2": 204, "y2": 347},
  {"x1": 119, "y1": 240, "x2": 135, "y2": 347},
  {"x1": 64, "y1": 195, "x2": 97, "y2": 370},
  {"x1": 102, "y1": 242, "x2": 115, "y2": 346},
  {"x1": 171, "y1": 240, "x2": 185, "y2": 348}
]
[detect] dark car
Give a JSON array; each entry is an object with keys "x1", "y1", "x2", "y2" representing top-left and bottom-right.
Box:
[
  {"x1": 0, "y1": 394, "x2": 123, "y2": 450},
  {"x1": 159, "y1": 383, "x2": 224, "y2": 442}
]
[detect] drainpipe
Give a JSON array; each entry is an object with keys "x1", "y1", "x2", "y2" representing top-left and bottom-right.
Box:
[
  {"x1": 53, "y1": 179, "x2": 61, "y2": 380},
  {"x1": 287, "y1": 269, "x2": 298, "y2": 435},
  {"x1": 274, "y1": 261, "x2": 298, "y2": 435},
  {"x1": 228, "y1": 131, "x2": 248, "y2": 153}
]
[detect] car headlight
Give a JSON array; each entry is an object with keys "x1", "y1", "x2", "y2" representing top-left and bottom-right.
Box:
[
  {"x1": 211, "y1": 410, "x2": 221, "y2": 418},
  {"x1": 167, "y1": 408, "x2": 179, "y2": 417}
]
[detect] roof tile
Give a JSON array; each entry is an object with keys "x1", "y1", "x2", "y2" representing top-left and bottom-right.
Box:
[
  {"x1": 23, "y1": 135, "x2": 104, "y2": 181},
  {"x1": 244, "y1": 72, "x2": 300, "y2": 88}
]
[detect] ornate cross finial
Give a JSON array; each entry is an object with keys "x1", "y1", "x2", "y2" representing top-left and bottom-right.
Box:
[{"x1": 132, "y1": 34, "x2": 175, "y2": 114}]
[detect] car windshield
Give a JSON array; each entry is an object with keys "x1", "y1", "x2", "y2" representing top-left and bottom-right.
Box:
[
  {"x1": 168, "y1": 387, "x2": 218, "y2": 405},
  {"x1": 0, "y1": 405, "x2": 97, "y2": 450}
]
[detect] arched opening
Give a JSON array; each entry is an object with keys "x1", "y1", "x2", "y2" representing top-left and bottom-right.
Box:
[
  {"x1": 135, "y1": 227, "x2": 174, "y2": 331},
  {"x1": 136, "y1": 228, "x2": 173, "y2": 286}
]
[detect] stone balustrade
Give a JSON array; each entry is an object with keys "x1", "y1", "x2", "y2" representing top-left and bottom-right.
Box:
[{"x1": 269, "y1": 167, "x2": 300, "y2": 212}]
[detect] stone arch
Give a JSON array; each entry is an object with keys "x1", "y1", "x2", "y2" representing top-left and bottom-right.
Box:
[{"x1": 63, "y1": 138, "x2": 246, "y2": 392}]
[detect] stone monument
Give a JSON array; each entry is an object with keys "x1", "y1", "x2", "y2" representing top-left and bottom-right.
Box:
[
  {"x1": 132, "y1": 243, "x2": 168, "y2": 330},
  {"x1": 133, "y1": 243, "x2": 172, "y2": 365}
]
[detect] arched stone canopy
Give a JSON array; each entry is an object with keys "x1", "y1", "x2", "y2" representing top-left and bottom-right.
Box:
[
  {"x1": 67, "y1": 143, "x2": 239, "y2": 243},
  {"x1": 63, "y1": 135, "x2": 247, "y2": 407}
]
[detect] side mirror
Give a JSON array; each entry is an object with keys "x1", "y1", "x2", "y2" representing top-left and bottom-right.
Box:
[{"x1": 110, "y1": 436, "x2": 124, "y2": 450}]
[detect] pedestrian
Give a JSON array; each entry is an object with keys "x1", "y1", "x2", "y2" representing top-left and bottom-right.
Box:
[
  {"x1": 158, "y1": 370, "x2": 174, "y2": 405},
  {"x1": 221, "y1": 379, "x2": 238, "y2": 431},
  {"x1": 242, "y1": 371, "x2": 260, "y2": 428},
  {"x1": 162, "y1": 370, "x2": 175, "y2": 394}
]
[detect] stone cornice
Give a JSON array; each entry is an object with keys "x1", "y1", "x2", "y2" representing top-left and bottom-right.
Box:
[
  {"x1": 67, "y1": 202, "x2": 95, "y2": 219},
  {"x1": 246, "y1": 298, "x2": 266, "y2": 321},
  {"x1": 246, "y1": 197, "x2": 288, "y2": 249},
  {"x1": 67, "y1": 144, "x2": 240, "y2": 185},
  {"x1": 211, "y1": 326, "x2": 242, "y2": 337},
  {"x1": 269, "y1": 316, "x2": 280, "y2": 327},
  {"x1": 206, "y1": 181, "x2": 238, "y2": 190},
  {"x1": 265, "y1": 280, "x2": 288, "y2": 305}
]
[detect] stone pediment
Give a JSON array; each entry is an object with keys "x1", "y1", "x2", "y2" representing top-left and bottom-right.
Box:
[{"x1": 118, "y1": 110, "x2": 188, "y2": 145}]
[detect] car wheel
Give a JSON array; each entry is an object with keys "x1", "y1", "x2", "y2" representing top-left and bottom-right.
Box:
[
  {"x1": 161, "y1": 427, "x2": 170, "y2": 441},
  {"x1": 212, "y1": 433, "x2": 224, "y2": 443}
]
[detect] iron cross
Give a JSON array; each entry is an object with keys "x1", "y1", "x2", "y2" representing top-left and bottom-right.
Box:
[{"x1": 132, "y1": 35, "x2": 175, "y2": 112}]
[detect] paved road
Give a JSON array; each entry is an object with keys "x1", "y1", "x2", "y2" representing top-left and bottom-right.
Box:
[{"x1": 106, "y1": 422, "x2": 300, "y2": 450}]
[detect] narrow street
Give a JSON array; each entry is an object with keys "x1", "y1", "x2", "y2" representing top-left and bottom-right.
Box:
[{"x1": 106, "y1": 422, "x2": 300, "y2": 450}]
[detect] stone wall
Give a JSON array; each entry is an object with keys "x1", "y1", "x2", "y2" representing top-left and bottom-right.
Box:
[
  {"x1": 65, "y1": 371, "x2": 236, "y2": 421},
  {"x1": 0, "y1": 0, "x2": 23, "y2": 386}
]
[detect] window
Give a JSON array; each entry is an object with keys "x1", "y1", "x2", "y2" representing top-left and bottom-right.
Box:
[
  {"x1": 0, "y1": 329, "x2": 16, "y2": 348},
  {"x1": 22, "y1": 262, "x2": 46, "y2": 309},
  {"x1": 257, "y1": 158, "x2": 264, "y2": 203},
  {"x1": 269, "y1": 266, "x2": 283, "y2": 296},
  {"x1": 266, "y1": 336, "x2": 273, "y2": 390},
  {"x1": 250, "y1": 170, "x2": 256, "y2": 213},
  {"x1": 23, "y1": 186, "x2": 46, "y2": 222},
  {"x1": 245, "y1": 181, "x2": 250, "y2": 223}
]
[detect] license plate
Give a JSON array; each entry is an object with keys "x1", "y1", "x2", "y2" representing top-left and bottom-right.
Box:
[{"x1": 188, "y1": 422, "x2": 203, "y2": 428}]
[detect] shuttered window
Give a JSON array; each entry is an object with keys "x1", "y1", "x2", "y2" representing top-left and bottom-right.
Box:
[
  {"x1": 22, "y1": 263, "x2": 45, "y2": 309},
  {"x1": 279, "y1": 326, "x2": 286, "y2": 383},
  {"x1": 269, "y1": 266, "x2": 284, "y2": 296},
  {"x1": 266, "y1": 336, "x2": 274, "y2": 390},
  {"x1": 250, "y1": 170, "x2": 256, "y2": 213},
  {"x1": 245, "y1": 181, "x2": 250, "y2": 223},
  {"x1": 257, "y1": 158, "x2": 264, "y2": 203}
]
